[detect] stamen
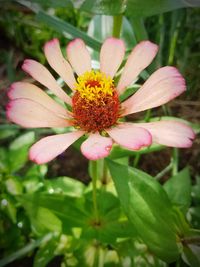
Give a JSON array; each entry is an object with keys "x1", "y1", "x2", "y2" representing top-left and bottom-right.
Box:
[{"x1": 74, "y1": 70, "x2": 114, "y2": 102}]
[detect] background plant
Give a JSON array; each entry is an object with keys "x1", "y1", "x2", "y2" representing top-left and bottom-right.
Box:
[{"x1": 0, "y1": 1, "x2": 200, "y2": 267}]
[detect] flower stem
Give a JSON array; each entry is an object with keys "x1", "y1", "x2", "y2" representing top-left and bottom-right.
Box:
[
  {"x1": 155, "y1": 161, "x2": 173, "y2": 180},
  {"x1": 90, "y1": 160, "x2": 99, "y2": 223},
  {"x1": 112, "y1": 14, "x2": 123, "y2": 38},
  {"x1": 172, "y1": 148, "x2": 179, "y2": 176}
]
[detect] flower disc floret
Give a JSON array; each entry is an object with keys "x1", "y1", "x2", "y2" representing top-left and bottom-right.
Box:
[
  {"x1": 72, "y1": 70, "x2": 120, "y2": 132},
  {"x1": 74, "y1": 70, "x2": 114, "y2": 102}
]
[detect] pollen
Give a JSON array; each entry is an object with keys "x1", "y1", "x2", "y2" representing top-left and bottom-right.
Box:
[
  {"x1": 74, "y1": 70, "x2": 114, "y2": 102},
  {"x1": 72, "y1": 70, "x2": 120, "y2": 132}
]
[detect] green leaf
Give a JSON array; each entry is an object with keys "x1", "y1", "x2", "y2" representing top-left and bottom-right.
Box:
[
  {"x1": 109, "y1": 143, "x2": 164, "y2": 159},
  {"x1": 126, "y1": 0, "x2": 200, "y2": 17},
  {"x1": 106, "y1": 159, "x2": 181, "y2": 262},
  {"x1": 18, "y1": 193, "x2": 88, "y2": 233},
  {"x1": 164, "y1": 168, "x2": 191, "y2": 213},
  {"x1": 20, "y1": 0, "x2": 73, "y2": 8},
  {"x1": 5, "y1": 177, "x2": 23, "y2": 196},
  {"x1": 117, "y1": 239, "x2": 167, "y2": 267},
  {"x1": 33, "y1": 235, "x2": 60, "y2": 267},
  {"x1": 9, "y1": 132, "x2": 35, "y2": 150},
  {"x1": 17, "y1": 194, "x2": 62, "y2": 235},
  {"x1": 33, "y1": 207, "x2": 62, "y2": 235},
  {"x1": 75, "y1": 0, "x2": 200, "y2": 16},
  {"x1": 191, "y1": 176, "x2": 200, "y2": 205},
  {"x1": 0, "y1": 233, "x2": 53, "y2": 267},
  {"x1": 82, "y1": 190, "x2": 138, "y2": 243},
  {"x1": 44, "y1": 176, "x2": 85, "y2": 197},
  {"x1": 77, "y1": 0, "x2": 126, "y2": 15},
  {"x1": 0, "y1": 125, "x2": 19, "y2": 140},
  {"x1": 88, "y1": 15, "x2": 136, "y2": 51},
  {"x1": 36, "y1": 11, "x2": 101, "y2": 51},
  {"x1": 0, "y1": 194, "x2": 17, "y2": 224},
  {"x1": 0, "y1": 148, "x2": 9, "y2": 173},
  {"x1": 8, "y1": 132, "x2": 35, "y2": 172},
  {"x1": 182, "y1": 245, "x2": 200, "y2": 267}
]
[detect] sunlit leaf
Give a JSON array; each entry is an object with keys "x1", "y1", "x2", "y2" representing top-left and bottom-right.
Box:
[
  {"x1": 164, "y1": 168, "x2": 191, "y2": 213},
  {"x1": 107, "y1": 159, "x2": 182, "y2": 262}
]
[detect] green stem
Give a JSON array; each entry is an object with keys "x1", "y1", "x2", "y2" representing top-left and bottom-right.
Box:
[
  {"x1": 144, "y1": 109, "x2": 152, "y2": 122},
  {"x1": 90, "y1": 160, "x2": 99, "y2": 223},
  {"x1": 133, "y1": 154, "x2": 140, "y2": 167},
  {"x1": 112, "y1": 14, "x2": 123, "y2": 38},
  {"x1": 155, "y1": 162, "x2": 173, "y2": 180},
  {"x1": 172, "y1": 148, "x2": 179, "y2": 176},
  {"x1": 101, "y1": 159, "x2": 110, "y2": 185}
]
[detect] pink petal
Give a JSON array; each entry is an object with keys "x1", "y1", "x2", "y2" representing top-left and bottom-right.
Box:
[
  {"x1": 6, "y1": 99, "x2": 70, "y2": 128},
  {"x1": 66, "y1": 38, "x2": 91, "y2": 76},
  {"x1": 29, "y1": 131, "x2": 84, "y2": 164},
  {"x1": 44, "y1": 38, "x2": 76, "y2": 90},
  {"x1": 117, "y1": 41, "x2": 158, "y2": 94},
  {"x1": 8, "y1": 82, "x2": 69, "y2": 118},
  {"x1": 81, "y1": 133, "x2": 113, "y2": 160},
  {"x1": 136, "y1": 121, "x2": 195, "y2": 148},
  {"x1": 106, "y1": 123, "x2": 152, "y2": 150},
  {"x1": 100, "y1": 37, "x2": 125, "y2": 78},
  {"x1": 22, "y1": 59, "x2": 71, "y2": 104},
  {"x1": 122, "y1": 66, "x2": 186, "y2": 116}
]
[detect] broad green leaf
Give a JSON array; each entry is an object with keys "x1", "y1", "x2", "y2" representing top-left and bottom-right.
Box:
[
  {"x1": 109, "y1": 143, "x2": 164, "y2": 159},
  {"x1": 164, "y1": 168, "x2": 191, "y2": 213},
  {"x1": 76, "y1": 0, "x2": 126, "y2": 15},
  {"x1": 9, "y1": 132, "x2": 35, "y2": 150},
  {"x1": 5, "y1": 177, "x2": 23, "y2": 195},
  {"x1": 25, "y1": 164, "x2": 48, "y2": 178},
  {"x1": 82, "y1": 190, "x2": 138, "y2": 243},
  {"x1": 32, "y1": 207, "x2": 62, "y2": 235},
  {"x1": 18, "y1": 193, "x2": 88, "y2": 232},
  {"x1": 129, "y1": 17, "x2": 148, "y2": 42},
  {"x1": 8, "y1": 132, "x2": 35, "y2": 172},
  {"x1": 126, "y1": 0, "x2": 200, "y2": 17},
  {"x1": 75, "y1": 0, "x2": 200, "y2": 16},
  {"x1": 0, "y1": 125, "x2": 19, "y2": 140},
  {"x1": 106, "y1": 159, "x2": 181, "y2": 262},
  {"x1": 44, "y1": 176, "x2": 85, "y2": 197},
  {"x1": 36, "y1": 11, "x2": 101, "y2": 51},
  {"x1": 22, "y1": 176, "x2": 44, "y2": 193},
  {"x1": 17, "y1": 194, "x2": 62, "y2": 235}
]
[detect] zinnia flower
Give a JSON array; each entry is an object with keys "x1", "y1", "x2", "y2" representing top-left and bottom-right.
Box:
[{"x1": 6, "y1": 38, "x2": 195, "y2": 164}]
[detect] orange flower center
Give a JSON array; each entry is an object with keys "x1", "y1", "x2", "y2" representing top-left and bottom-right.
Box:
[{"x1": 72, "y1": 71, "x2": 120, "y2": 132}]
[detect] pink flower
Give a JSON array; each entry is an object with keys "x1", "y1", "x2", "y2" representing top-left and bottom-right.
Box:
[{"x1": 6, "y1": 38, "x2": 195, "y2": 164}]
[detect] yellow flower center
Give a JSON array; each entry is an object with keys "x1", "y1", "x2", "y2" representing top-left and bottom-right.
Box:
[{"x1": 74, "y1": 70, "x2": 114, "y2": 102}]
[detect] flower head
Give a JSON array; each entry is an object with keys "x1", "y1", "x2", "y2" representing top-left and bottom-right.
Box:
[{"x1": 6, "y1": 37, "x2": 195, "y2": 164}]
